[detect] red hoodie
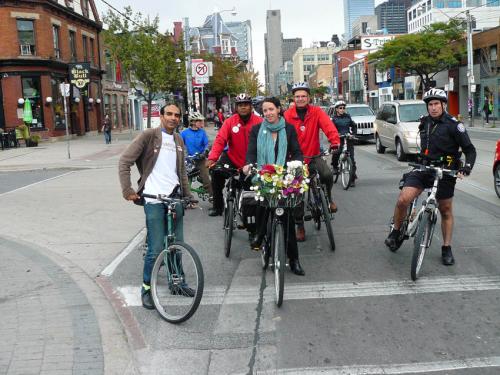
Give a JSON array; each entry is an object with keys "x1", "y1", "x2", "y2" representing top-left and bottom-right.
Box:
[
  {"x1": 284, "y1": 105, "x2": 340, "y2": 163},
  {"x1": 208, "y1": 113, "x2": 263, "y2": 168}
]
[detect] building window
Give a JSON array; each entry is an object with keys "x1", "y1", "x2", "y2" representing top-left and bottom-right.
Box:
[
  {"x1": 69, "y1": 31, "x2": 77, "y2": 61},
  {"x1": 17, "y1": 19, "x2": 36, "y2": 56},
  {"x1": 22, "y1": 77, "x2": 43, "y2": 129},
  {"x1": 490, "y1": 45, "x2": 498, "y2": 61},
  {"x1": 466, "y1": 0, "x2": 481, "y2": 6},
  {"x1": 82, "y1": 35, "x2": 88, "y2": 62},
  {"x1": 81, "y1": 0, "x2": 89, "y2": 17},
  {"x1": 121, "y1": 95, "x2": 127, "y2": 128},
  {"x1": 487, "y1": 0, "x2": 500, "y2": 5},
  {"x1": 52, "y1": 25, "x2": 60, "y2": 59},
  {"x1": 446, "y1": 1, "x2": 462, "y2": 7},
  {"x1": 104, "y1": 94, "x2": 111, "y2": 118},
  {"x1": 221, "y1": 38, "x2": 230, "y2": 54},
  {"x1": 89, "y1": 38, "x2": 95, "y2": 65},
  {"x1": 303, "y1": 55, "x2": 315, "y2": 62},
  {"x1": 318, "y1": 54, "x2": 330, "y2": 61}
]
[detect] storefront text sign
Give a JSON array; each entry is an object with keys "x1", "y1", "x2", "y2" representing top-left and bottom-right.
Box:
[
  {"x1": 361, "y1": 36, "x2": 395, "y2": 51},
  {"x1": 69, "y1": 63, "x2": 90, "y2": 89}
]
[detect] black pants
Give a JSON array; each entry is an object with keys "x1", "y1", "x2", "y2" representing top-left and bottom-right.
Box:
[
  {"x1": 294, "y1": 157, "x2": 333, "y2": 225},
  {"x1": 331, "y1": 138, "x2": 356, "y2": 172},
  {"x1": 255, "y1": 206, "x2": 299, "y2": 260}
]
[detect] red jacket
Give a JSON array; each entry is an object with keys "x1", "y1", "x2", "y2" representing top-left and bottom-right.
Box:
[
  {"x1": 284, "y1": 105, "x2": 340, "y2": 163},
  {"x1": 208, "y1": 113, "x2": 263, "y2": 168}
]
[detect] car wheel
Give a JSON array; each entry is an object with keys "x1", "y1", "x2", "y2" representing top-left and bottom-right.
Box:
[
  {"x1": 396, "y1": 139, "x2": 407, "y2": 161},
  {"x1": 375, "y1": 134, "x2": 386, "y2": 154},
  {"x1": 495, "y1": 164, "x2": 500, "y2": 198}
]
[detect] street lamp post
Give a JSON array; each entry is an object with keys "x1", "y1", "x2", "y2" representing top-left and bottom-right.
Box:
[{"x1": 183, "y1": 17, "x2": 194, "y2": 112}]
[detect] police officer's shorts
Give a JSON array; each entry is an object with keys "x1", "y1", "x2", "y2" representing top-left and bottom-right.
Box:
[{"x1": 402, "y1": 170, "x2": 457, "y2": 200}]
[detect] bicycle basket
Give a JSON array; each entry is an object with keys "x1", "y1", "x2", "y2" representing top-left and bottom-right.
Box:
[
  {"x1": 259, "y1": 194, "x2": 304, "y2": 209},
  {"x1": 239, "y1": 190, "x2": 258, "y2": 218}
]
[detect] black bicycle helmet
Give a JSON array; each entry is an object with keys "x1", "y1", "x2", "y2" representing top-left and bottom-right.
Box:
[{"x1": 235, "y1": 93, "x2": 252, "y2": 104}]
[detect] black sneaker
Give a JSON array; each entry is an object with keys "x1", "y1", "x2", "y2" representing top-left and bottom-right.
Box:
[
  {"x1": 141, "y1": 288, "x2": 155, "y2": 310},
  {"x1": 385, "y1": 228, "x2": 402, "y2": 252},
  {"x1": 170, "y1": 285, "x2": 195, "y2": 297},
  {"x1": 441, "y1": 246, "x2": 455, "y2": 266}
]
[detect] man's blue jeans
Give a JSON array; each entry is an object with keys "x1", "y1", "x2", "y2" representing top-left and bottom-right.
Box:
[{"x1": 143, "y1": 202, "x2": 184, "y2": 285}]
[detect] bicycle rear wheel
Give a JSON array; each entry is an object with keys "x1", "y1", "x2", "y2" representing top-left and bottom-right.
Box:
[
  {"x1": 151, "y1": 242, "x2": 204, "y2": 323},
  {"x1": 272, "y1": 221, "x2": 285, "y2": 307},
  {"x1": 224, "y1": 200, "x2": 234, "y2": 258},
  {"x1": 411, "y1": 211, "x2": 433, "y2": 281},
  {"x1": 340, "y1": 157, "x2": 354, "y2": 190},
  {"x1": 333, "y1": 163, "x2": 340, "y2": 184},
  {"x1": 319, "y1": 189, "x2": 335, "y2": 251}
]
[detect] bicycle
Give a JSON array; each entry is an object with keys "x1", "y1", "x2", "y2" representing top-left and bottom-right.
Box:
[
  {"x1": 388, "y1": 162, "x2": 458, "y2": 281},
  {"x1": 214, "y1": 164, "x2": 243, "y2": 258},
  {"x1": 186, "y1": 152, "x2": 210, "y2": 202},
  {"x1": 303, "y1": 152, "x2": 336, "y2": 251},
  {"x1": 332, "y1": 134, "x2": 357, "y2": 190},
  {"x1": 142, "y1": 193, "x2": 204, "y2": 323}
]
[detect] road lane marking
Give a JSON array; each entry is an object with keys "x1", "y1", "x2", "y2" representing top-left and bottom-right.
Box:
[
  {"x1": 251, "y1": 355, "x2": 500, "y2": 374},
  {"x1": 100, "y1": 228, "x2": 146, "y2": 276},
  {"x1": 117, "y1": 274, "x2": 500, "y2": 306},
  {"x1": 0, "y1": 170, "x2": 76, "y2": 197}
]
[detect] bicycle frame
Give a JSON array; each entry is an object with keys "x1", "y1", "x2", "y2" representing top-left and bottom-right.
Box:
[{"x1": 335, "y1": 135, "x2": 355, "y2": 169}]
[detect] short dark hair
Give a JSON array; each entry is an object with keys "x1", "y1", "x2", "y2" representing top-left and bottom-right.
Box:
[
  {"x1": 262, "y1": 96, "x2": 281, "y2": 109},
  {"x1": 160, "y1": 103, "x2": 180, "y2": 115}
]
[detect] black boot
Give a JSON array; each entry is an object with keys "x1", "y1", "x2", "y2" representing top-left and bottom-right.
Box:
[
  {"x1": 289, "y1": 259, "x2": 305, "y2": 276},
  {"x1": 441, "y1": 246, "x2": 455, "y2": 266}
]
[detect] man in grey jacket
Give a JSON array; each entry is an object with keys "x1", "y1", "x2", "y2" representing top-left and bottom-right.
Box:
[{"x1": 119, "y1": 103, "x2": 194, "y2": 309}]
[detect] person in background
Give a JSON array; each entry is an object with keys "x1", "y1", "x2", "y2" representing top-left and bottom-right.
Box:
[
  {"x1": 483, "y1": 96, "x2": 491, "y2": 125},
  {"x1": 102, "y1": 114, "x2": 112, "y2": 144}
]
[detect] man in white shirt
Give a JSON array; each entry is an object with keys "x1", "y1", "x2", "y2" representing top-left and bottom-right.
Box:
[{"x1": 119, "y1": 103, "x2": 194, "y2": 309}]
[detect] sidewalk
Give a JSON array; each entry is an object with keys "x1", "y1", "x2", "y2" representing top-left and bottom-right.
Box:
[
  {"x1": 462, "y1": 116, "x2": 500, "y2": 131},
  {"x1": 0, "y1": 131, "x2": 143, "y2": 374}
]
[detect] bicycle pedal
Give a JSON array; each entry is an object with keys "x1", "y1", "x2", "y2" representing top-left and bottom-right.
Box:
[{"x1": 304, "y1": 214, "x2": 312, "y2": 221}]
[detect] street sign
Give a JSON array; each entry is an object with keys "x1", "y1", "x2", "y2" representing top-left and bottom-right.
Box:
[
  {"x1": 195, "y1": 76, "x2": 209, "y2": 84},
  {"x1": 59, "y1": 83, "x2": 70, "y2": 97}
]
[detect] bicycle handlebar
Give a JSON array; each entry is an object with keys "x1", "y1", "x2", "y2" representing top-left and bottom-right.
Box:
[
  {"x1": 141, "y1": 193, "x2": 199, "y2": 206},
  {"x1": 408, "y1": 162, "x2": 458, "y2": 177}
]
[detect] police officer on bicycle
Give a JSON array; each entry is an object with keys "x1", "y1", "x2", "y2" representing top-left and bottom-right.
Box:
[
  {"x1": 330, "y1": 100, "x2": 358, "y2": 186},
  {"x1": 385, "y1": 88, "x2": 477, "y2": 266}
]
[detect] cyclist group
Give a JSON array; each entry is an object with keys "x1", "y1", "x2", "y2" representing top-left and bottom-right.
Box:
[{"x1": 118, "y1": 83, "x2": 475, "y2": 310}]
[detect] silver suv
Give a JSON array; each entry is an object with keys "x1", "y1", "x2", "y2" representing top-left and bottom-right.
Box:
[
  {"x1": 328, "y1": 104, "x2": 376, "y2": 141},
  {"x1": 374, "y1": 100, "x2": 427, "y2": 161}
]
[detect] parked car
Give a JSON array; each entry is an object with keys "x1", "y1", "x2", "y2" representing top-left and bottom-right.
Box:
[
  {"x1": 373, "y1": 100, "x2": 427, "y2": 161},
  {"x1": 494, "y1": 139, "x2": 500, "y2": 198},
  {"x1": 328, "y1": 103, "x2": 376, "y2": 142}
]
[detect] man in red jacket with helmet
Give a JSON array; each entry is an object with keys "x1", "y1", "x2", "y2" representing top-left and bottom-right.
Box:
[
  {"x1": 284, "y1": 82, "x2": 340, "y2": 242},
  {"x1": 206, "y1": 93, "x2": 263, "y2": 217}
]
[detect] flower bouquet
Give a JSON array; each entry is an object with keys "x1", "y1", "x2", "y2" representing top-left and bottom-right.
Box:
[{"x1": 250, "y1": 161, "x2": 309, "y2": 208}]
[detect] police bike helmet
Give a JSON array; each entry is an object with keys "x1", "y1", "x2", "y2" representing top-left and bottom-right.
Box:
[
  {"x1": 334, "y1": 100, "x2": 346, "y2": 109},
  {"x1": 235, "y1": 93, "x2": 252, "y2": 104},
  {"x1": 423, "y1": 88, "x2": 447, "y2": 104},
  {"x1": 188, "y1": 111, "x2": 205, "y2": 122},
  {"x1": 291, "y1": 81, "x2": 311, "y2": 94}
]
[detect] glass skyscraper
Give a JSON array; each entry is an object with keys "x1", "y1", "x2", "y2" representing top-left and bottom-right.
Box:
[{"x1": 343, "y1": 0, "x2": 375, "y2": 40}]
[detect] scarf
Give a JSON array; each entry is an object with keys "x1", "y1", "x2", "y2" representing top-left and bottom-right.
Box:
[{"x1": 257, "y1": 117, "x2": 287, "y2": 168}]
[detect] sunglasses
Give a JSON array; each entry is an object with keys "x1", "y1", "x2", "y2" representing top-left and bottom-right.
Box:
[{"x1": 337, "y1": 106, "x2": 346, "y2": 109}]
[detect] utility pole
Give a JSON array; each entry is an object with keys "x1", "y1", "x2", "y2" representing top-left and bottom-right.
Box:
[
  {"x1": 183, "y1": 17, "x2": 193, "y2": 112},
  {"x1": 466, "y1": 10, "x2": 474, "y2": 127}
]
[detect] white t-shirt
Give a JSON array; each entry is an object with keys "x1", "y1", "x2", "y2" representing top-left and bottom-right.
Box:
[{"x1": 143, "y1": 132, "x2": 180, "y2": 203}]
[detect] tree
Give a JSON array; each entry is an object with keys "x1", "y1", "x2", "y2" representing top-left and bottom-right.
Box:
[
  {"x1": 237, "y1": 70, "x2": 262, "y2": 97},
  {"x1": 103, "y1": 7, "x2": 185, "y2": 128},
  {"x1": 368, "y1": 20, "x2": 466, "y2": 91}
]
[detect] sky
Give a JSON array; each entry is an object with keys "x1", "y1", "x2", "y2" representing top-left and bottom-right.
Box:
[{"x1": 95, "y1": 0, "x2": 385, "y2": 85}]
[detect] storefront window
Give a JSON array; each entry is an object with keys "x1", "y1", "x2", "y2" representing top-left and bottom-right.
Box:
[
  {"x1": 51, "y1": 77, "x2": 66, "y2": 129},
  {"x1": 112, "y1": 94, "x2": 118, "y2": 127},
  {"x1": 22, "y1": 77, "x2": 43, "y2": 129},
  {"x1": 121, "y1": 95, "x2": 127, "y2": 128}
]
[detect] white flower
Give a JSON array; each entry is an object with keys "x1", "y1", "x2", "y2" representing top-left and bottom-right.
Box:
[
  {"x1": 270, "y1": 188, "x2": 275, "y2": 194},
  {"x1": 300, "y1": 188, "x2": 304, "y2": 193},
  {"x1": 259, "y1": 196, "x2": 265, "y2": 201},
  {"x1": 305, "y1": 178, "x2": 310, "y2": 184}
]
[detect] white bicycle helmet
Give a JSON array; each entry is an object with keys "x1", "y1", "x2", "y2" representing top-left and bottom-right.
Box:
[
  {"x1": 334, "y1": 100, "x2": 346, "y2": 109},
  {"x1": 423, "y1": 88, "x2": 447, "y2": 104},
  {"x1": 291, "y1": 81, "x2": 310, "y2": 94},
  {"x1": 188, "y1": 111, "x2": 205, "y2": 122},
  {"x1": 235, "y1": 93, "x2": 252, "y2": 103}
]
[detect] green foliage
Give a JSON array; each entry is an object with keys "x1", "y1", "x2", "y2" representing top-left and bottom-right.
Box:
[
  {"x1": 103, "y1": 7, "x2": 185, "y2": 127},
  {"x1": 311, "y1": 86, "x2": 329, "y2": 97},
  {"x1": 368, "y1": 20, "x2": 466, "y2": 89}
]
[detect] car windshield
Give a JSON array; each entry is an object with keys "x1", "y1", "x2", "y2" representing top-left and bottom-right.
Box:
[
  {"x1": 347, "y1": 107, "x2": 374, "y2": 117},
  {"x1": 398, "y1": 103, "x2": 427, "y2": 122}
]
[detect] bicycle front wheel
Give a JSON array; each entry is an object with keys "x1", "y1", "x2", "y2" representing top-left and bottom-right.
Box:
[
  {"x1": 411, "y1": 211, "x2": 433, "y2": 281},
  {"x1": 224, "y1": 200, "x2": 234, "y2": 258},
  {"x1": 340, "y1": 157, "x2": 354, "y2": 190},
  {"x1": 151, "y1": 242, "x2": 204, "y2": 323},
  {"x1": 272, "y1": 221, "x2": 285, "y2": 307},
  {"x1": 319, "y1": 189, "x2": 335, "y2": 251}
]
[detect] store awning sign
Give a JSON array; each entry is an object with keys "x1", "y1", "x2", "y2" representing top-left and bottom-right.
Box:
[{"x1": 69, "y1": 63, "x2": 90, "y2": 89}]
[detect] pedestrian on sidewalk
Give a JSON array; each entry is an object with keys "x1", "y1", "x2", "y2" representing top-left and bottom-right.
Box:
[
  {"x1": 118, "y1": 103, "x2": 194, "y2": 309},
  {"x1": 483, "y1": 97, "x2": 491, "y2": 125},
  {"x1": 102, "y1": 114, "x2": 112, "y2": 144}
]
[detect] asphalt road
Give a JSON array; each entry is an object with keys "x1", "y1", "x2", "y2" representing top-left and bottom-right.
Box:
[{"x1": 109, "y1": 141, "x2": 500, "y2": 374}]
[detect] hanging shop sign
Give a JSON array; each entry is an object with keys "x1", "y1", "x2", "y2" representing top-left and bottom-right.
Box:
[{"x1": 68, "y1": 63, "x2": 90, "y2": 89}]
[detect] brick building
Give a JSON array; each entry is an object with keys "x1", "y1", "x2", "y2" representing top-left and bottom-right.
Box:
[{"x1": 0, "y1": 0, "x2": 103, "y2": 138}]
